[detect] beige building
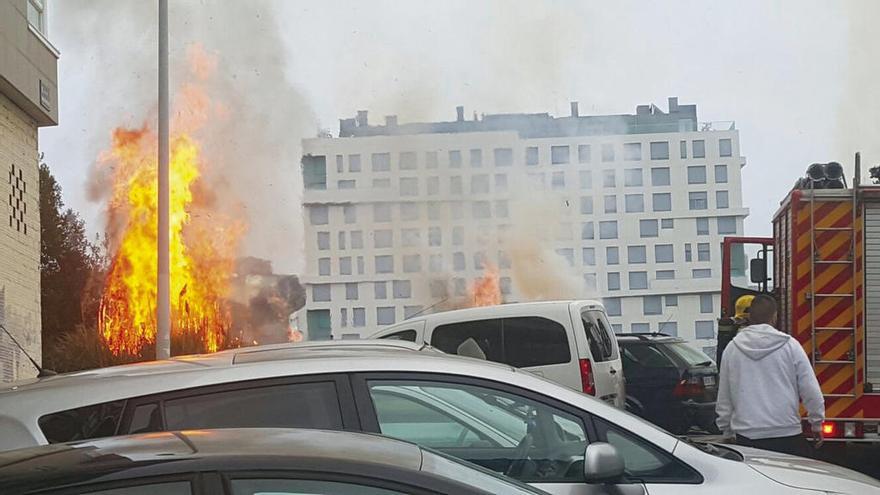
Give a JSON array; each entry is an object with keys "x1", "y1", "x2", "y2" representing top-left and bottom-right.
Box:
[{"x1": 0, "y1": 0, "x2": 58, "y2": 381}]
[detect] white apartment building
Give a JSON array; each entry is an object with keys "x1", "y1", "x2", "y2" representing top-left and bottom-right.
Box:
[{"x1": 300, "y1": 98, "x2": 747, "y2": 357}]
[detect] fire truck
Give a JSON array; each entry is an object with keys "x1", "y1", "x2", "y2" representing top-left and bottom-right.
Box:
[{"x1": 718, "y1": 153, "x2": 880, "y2": 445}]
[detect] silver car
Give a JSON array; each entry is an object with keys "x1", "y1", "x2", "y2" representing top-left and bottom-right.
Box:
[{"x1": 0, "y1": 340, "x2": 877, "y2": 494}]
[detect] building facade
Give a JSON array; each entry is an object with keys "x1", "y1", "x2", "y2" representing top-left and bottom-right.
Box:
[
  {"x1": 0, "y1": 0, "x2": 58, "y2": 381},
  {"x1": 300, "y1": 98, "x2": 747, "y2": 357}
]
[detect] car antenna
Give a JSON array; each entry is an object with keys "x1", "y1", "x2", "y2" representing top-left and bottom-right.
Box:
[
  {"x1": 0, "y1": 323, "x2": 56, "y2": 377},
  {"x1": 407, "y1": 297, "x2": 449, "y2": 320}
]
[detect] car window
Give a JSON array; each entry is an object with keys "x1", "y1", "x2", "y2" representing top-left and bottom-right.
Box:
[
  {"x1": 593, "y1": 418, "x2": 699, "y2": 483},
  {"x1": 622, "y1": 345, "x2": 675, "y2": 368},
  {"x1": 39, "y1": 400, "x2": 126, "y2": 444},
  {"x1": 382, "y1": 329, "x2": 417, "y2": 342},
  {"x1": 127, "y1": 403, "x2": 161, "y2": 434},
  {"x1": 81, "y1": 481, "x2": 192, "y2": 495},
  {"x1": 664, "y1": 342, "x2": 713, "y2": 366},
  {"x1": 230, "y1": 479, "x2": 407, "y2": 495},
  {"x1": 370, "y1": 389, "x2": 489, "y2": 448},
  {"x1": 581, "y1": 311, "x2": 617, "y2": 362},
  {"x1": 431, "y1": 317, "x2": 570, "y2": 368},
  {"x1": 367, "y1": 380, "x2": 587, "y2": 483},
  {"x1": 162, "y1": 381, "x2": 342, "y2": 431}
]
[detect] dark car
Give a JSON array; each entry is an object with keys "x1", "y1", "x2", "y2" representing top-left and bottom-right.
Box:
[
  {"x1": 0, "y1": 428, "x2": 549, "y2": 495},
  {"x1": 616, "y1": 333, "x2": 719, "y2": 434}
]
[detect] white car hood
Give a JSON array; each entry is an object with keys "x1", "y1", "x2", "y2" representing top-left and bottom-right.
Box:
[{"x1": 726, "y1": 445, "x2": 880, "y2": 494}]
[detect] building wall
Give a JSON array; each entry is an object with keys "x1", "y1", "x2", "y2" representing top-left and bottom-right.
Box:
[{"x1": 301, "y1": 119, "x2": 747, "y2": 357}]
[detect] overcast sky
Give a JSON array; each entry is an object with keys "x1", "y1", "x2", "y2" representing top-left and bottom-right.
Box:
[{"x1": 41, "y1": 0, "x2": 879, "y2": 273}]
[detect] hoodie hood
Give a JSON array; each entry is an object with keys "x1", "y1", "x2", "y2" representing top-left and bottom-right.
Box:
[{"x1": 732, "y1": 324, "x2": 791, "y2": 361}]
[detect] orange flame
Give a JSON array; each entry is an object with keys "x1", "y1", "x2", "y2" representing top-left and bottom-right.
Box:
[
  {"x1": 469, "y1": 263, "x2": 502, "y2": 307},
  {"x1": 97, "y1": 45, "x2": 245, "y2": 356}
]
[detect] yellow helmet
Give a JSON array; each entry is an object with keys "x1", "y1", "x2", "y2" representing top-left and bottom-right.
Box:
[{"x1": 735, "y1": 295, "x2": 755, "y2": 320}]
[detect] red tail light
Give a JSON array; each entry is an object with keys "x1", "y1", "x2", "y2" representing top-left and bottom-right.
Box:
[
  {"x1": 822, "y1": 421, "x2": 839, "y2": 438},
  {"x1": 673, "y1": 375, "x2": 704, "y2": 399},
  {"x1": 579, "y1": 359, "x2": 596, "y2": 396}
]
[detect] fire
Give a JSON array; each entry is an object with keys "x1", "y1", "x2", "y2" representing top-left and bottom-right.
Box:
[
  {"x1": 469, "y1": 263, "x2": 502, "y2": 307},
  {"x1": 97, "y1": 45, "x2": 244, "y2": 357}
]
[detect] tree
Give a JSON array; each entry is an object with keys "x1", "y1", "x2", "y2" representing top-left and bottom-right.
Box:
[{"x1": 39, "y1": 158, "x2": 104, "y2": 368}]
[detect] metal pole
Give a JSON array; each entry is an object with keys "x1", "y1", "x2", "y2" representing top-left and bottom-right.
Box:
[{"x1": 156, "y1": 0, "x2": 171, "y2": 360}]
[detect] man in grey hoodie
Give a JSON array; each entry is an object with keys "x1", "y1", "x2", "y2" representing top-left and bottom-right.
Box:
[{"x1": 716, "y1": 294, "x2": 825, "y2": 456}]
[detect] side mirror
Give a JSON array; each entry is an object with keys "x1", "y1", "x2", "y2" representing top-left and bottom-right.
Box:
[
  {"x1": 749, "y1": 258, "x2": 767, "y2": 284},
  {"x1": 583, "y1": 442, "x2": 625, "y2": 483}
]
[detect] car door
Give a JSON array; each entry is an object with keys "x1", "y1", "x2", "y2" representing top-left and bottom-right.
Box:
[
  {"x1": 351, "y1": 373, "x2": 647, "y2": 495},
  {"x1": 578, "y1": 310, "x2": 624, "y2": 408}
]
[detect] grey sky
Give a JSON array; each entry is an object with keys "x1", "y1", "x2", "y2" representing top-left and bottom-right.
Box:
[{"x1": 40, "y1": 0, "x2": 879, "y2": 273}]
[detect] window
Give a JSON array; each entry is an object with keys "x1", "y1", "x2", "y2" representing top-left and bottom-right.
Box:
[
  {"x1": 399, "y1": 151, "x2": 417, "y2": 170},
  {"x1": 450, "y1": 176, "x2": 463, "y2": 194},
  {"x1": 604, "y1": 195, "x2": 617, "y2": 213},
  {"x1": 578, "y1": 144, "x2": 592, "y2": 163},
  {"x1": 599, "y1": 221, "x2": 618, "y2": 239},
  {"x1": 700, "y1": 294, "x2": 714, "y2": 313},
  {"x1": 449, "y1": 150, "x2": 463, "y2": 168},
  {"x1": 652, "y1": 193, "x2": 671, "y2": 212},
  {"x1": 661, "y1": 218, "x2": 674, "y2": 229},
  {"x1": 26, "y1": 0, "x2": 47, "y2": 33},
  {"x1": 372, "y1": 152, "x2": 391, "y2": 171},
  {"x1": 697, "y1": 242, "x2": 711, "y2": 261},
  {"x1": 592, "y1": 418, "x2": 698, "y2": 483},
  {"x1": 340, "y1": 257, "x2": 352, "y2": 275},
  {"x1": 350, "y1": 230, "x2": 363, "y2": 249},
  {"x1": 582, "y1": 310, "x2": 618, "y2": 362},
  {"x1": 656, "y1": 270, "x2": 675, "y2": 280},
  {"x1": 453, "y1": 278, "x2": 466, "y2": 296},
  {"x1": 374, "y1": 229, "x2": 393, "y2": 248},
  {"x1": 372, "y1": 178, "x2": 391, "y2": 189},
  {"x1": 432, "y1": 317, "x2": 571, "y2": 368},
  {"x1": 687, "y1": 166, "x2": 707, "y2": 184},
  {"x1": 336, "y1": 155, "x2": 344, "y2": 173},
  {"x1": 551, "y1": 145, "x2": 570, "y2": 165},
  {"x1": 451, "y1": 226, "x2": 464, "y2": 245},
  {"x1": 377, "y1": 307, "x2": 396, "y2": 325},
  {"x1": 556, "y1": 248, "x2": 575, "y2": 267},
  {"x1": 494, "y1": 173, "x2": 508, "y2": 192},
  {"x1": 309, "y1": 206, "x2": 328, "y2": 225},
  {"x1": 624, "y1": 168, "x2": 643, "y2": 187},
  {"x1": 693, "y1": 268, "x2": 712, "y2": 278},
  {"x1": 651, "y1": 167, "x2": 670, "y2": 186},
  {"x1": 625, "y1": 194, "x2": 644, "y2": 213},
  {"x1": 428, "y1": 227, "x2": 442, "y2": 247},
  {"x1": 427, "y1": 202, "x2": 441, "y2": 220},
  {"x1": 602, "y1": 169, "x2": 615, "y2": 187},
  {"x1": 230, "y1": 479, "x2": 407, "y2": 495},
  {"x1": 684, "y1": 243, "x2": 692, "y2": 262},
  {"x1": 453, "y1": 252, "x2": 466, "y2": 271},
  {"x1": 718, "y1": 216, "x2": 737, "y2": 234},
  {"x1": 39, "y1": 400, "x2": 126, "y2": 444},
  {"x1": 344, "y1": 204, "x2": 357, "y2": 223},
  {"x1": 650, "y1": 141, "x2": 669, "y2": 160},
  {"x1": 715, "y1": 164, "x2": 728, "y2": 183},
  {"x1": 607, "y1": 272, "x2": 621, "y2": 291},
  {"x1": 316, "y1": 232, "x2": 330, "y2": 250},
  {"x1": 353, "y1": 308, "x2": 366, "y2": 327},
  {"x1": 429, "y1": 254, "x2": 443, "y2": 273},
  {"x1": 639, "y1": 219, "x2": 658, "y2": 238},
  {"x1": 659, "y1": 321, "x2": 678, "y2": 336},
  {"x1": 430, "y1": 279, "x2": 448, "y2": 298},
  {"x1": 696, "y1": 217, "x2": 709, "y2": 235},
  {"x1": 400, "y1": 177, "x2": 418, "y2": 196},
  {"x1": 338, "y1": 179, "x2": 355, "y2": 189},
  {"x1": 606, "y1": 246, "x2": 619, "y2": 265},
  {"x1": 689, "y1": 192, "x2": 708, "y2": 210},
  {"x1": 426, "y1": 176, "x2": 439, "y2": 195},
  {"x1": 666, "y1": 295, "x2": 678, "y2": 307},
  {"x1": 547, "y1": 171, "x2": 564, "y2": 190},
  {"x1": 374, "y1": 281, "x2": 388, "y2": 300},
  {"x1": 499, "y1": 250, "x2": 512, "y2": 269},
  {"x1": 695, "y1": 321, "x2": 715, "y2": 339},
  {"x1": 393, "y1": 280, "x2": 412, "y2": 298},
  {"x1": 716, "y1": 191, "x2": 729, "y2": 209},
  {"x1": 404, "y1": 306, "x2": 422, "y2": 319},
  {"x1": 601, "y1": 143, "x2": 615, "y2": 162},
  {"x1": 582, "y1": 247, "x2": 595, "y2": 266},
  {"x1": 403, "y1": 255, "x2": 421, "y2": 273},
  {"x1": 400, "y1": 203, "x2": 419, "y2": 221},
  {"x1": 584, "y1": 273, "x2": 597, "y2": 291},
  {"x1": 628, "y1": 245, "x2": 647, "y2": 264},
  {"x1": 580, "y1": 196, "x2": 593, "y2": 214},
  {"x1": 604, "y1": 298, "x2": 621, "y2": 316},
  {"x1": 357, "y1": 256, "x2": 364, "y2": 274},
  {"x1": 579, "y1": 170, "x2": 592, "y2": 189},
  {"x1": 470, "y1": 149, "x2": 483, "y2": 167},
  {"x1": 348, "y1": 154, "x2": 362, "y2": 172},
  {"x1": 472, "y1": 201, "x2": 491, "y2": 219},
  {"x1": 375, "y1": 255, "x2": 394, "y2": 273},
  {"x1": 470, "y1": 174, "x2": 490, "y2": 194},
  {"x1": 302, "y1": 155, "x2": 327, "y2": 190},
  {"x1": 318, "y1": 258, "x2": 331, "y2": 276},
  {"x1": 525, "y1": 146, "x2": 539, "y2": 165},
  {"x1": 629, "y1": 271, "x2": 648, "y2": 290},
  {"x1": 338, "y1": 231, "x2": 347, "y2": 250},
  {"x1": 473, "y1": 253, "x2": 486, "y2": 270},
  {"x1": 426, "y1": 151, "x2": 438, "y2": 169},
  {"x1": 367, "y1": 379, "x2": 586, "y2": 483},
  {"x1": 623, "y1": 142, "x2": 641, "y2": 161},
  {"x1": 655, "y1": 244, "x2": 674, "y2": 263},
  {"x1": 373, "y1": 204, "x2": 392, "y2": 222},
  {"x1": 346, "y1": 282, "x2": 358, "y2": 300},
  {"x1": 500, "y1": 277, "x2": 512, "y2": 295},
  {"x1": 719, "y1": 138, "x2": 732, "y2": 157},
  {"x1": 494, "y1": 147, "x2": 513, "y2": 166},
  {"x1": 679, "y1": 140, "x2": 687, "y2": 159},
  {"x1": 692, "y1": 139, "x2": 706, "y2": 158},
  {"x1": 581, "y1": 221, "x2": 595, "y2": 240},
  {"x1": 312, "y1": 285, "x2": 331, "y2": 302}
]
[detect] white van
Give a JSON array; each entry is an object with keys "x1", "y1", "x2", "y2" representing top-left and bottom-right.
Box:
[{"x1": 370, "y1": 300, "x2": 625, "y2": 408}]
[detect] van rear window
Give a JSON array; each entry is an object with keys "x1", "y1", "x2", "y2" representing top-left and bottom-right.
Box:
[
  {"x1": 432, "y1": 317, "x2": 570, "y2": 368},
  {"x1": 39, "y1": 400, "x2": 126, "y2": 443}
]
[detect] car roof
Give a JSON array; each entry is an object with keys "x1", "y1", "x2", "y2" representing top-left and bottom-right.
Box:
[
  {"x1": 0, "y1": 428, "x2": 424, "y2": 489},
  {"x1": 615, "y1": 333, "x2": 684, "y2": 343}
]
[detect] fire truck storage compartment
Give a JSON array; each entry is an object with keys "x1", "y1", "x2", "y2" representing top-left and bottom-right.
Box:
[{"x1": 864, "y1": 204, "x2": 880, "y2": 388}]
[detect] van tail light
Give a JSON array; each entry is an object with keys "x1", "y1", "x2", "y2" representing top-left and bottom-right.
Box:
[
  {"x1": 579, "y1": 359, "x2": 596, "y2": 396},
  {"x1": 673, "y1": 375, "x2": 704, "y2": 399}
]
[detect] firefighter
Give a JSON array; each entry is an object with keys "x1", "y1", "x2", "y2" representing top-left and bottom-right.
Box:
[
  {"x1": 716, "y1": 295, "x2": 755, "y2": 365},
  {"x1": 733, "y1": 294, "x2": 755, "y2": 328}
]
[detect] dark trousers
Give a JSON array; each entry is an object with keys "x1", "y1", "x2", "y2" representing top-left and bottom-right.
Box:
[{"x1": 736, "y1": 434, "x2": 811, "y2": 457}]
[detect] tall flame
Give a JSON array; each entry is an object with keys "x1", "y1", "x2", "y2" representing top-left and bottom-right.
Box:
[
  {"x1": 97, "y1": 45, "x2": 244, "y2": 356},
  {"x1": 469, "y1": 263, "x2": 502, "y2": 307}
]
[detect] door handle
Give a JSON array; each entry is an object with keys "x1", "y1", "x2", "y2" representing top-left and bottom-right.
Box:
[{"x1": 609, "y1": 367, "x2": 617, "y2": 375}]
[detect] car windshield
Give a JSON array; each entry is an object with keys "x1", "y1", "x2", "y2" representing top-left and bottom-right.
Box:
[{"x1": 665, "y1": 342, "x2": 714, "y2": 366}]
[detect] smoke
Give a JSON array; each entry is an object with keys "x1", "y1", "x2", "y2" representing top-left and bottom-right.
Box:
[{"x1": 54, "y1": 0, "x2": 315, "y2": 273}]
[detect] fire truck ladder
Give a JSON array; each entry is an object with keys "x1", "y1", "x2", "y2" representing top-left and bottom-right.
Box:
[{"x1": 809, "y1": 186, "x2": 859, "y2": 398}]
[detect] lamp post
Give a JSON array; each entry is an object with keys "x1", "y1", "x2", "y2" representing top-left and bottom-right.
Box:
[{"x1": 156, "y1": 0, "x2": 171, "y2": 359}]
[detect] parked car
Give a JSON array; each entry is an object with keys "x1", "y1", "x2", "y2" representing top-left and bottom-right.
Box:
[
  {"x1": 369, "y1": 300, "x2": 625, "y2": 408},
  {"x1": 616, "y1": 333, "x2": 719, "y2": 434},
  {"x1": 0, "y1": 428, "x2": 549, "y2": 495},
  {"x1": 2, "y1": 340, "x2": 879, "y2": 494}
]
